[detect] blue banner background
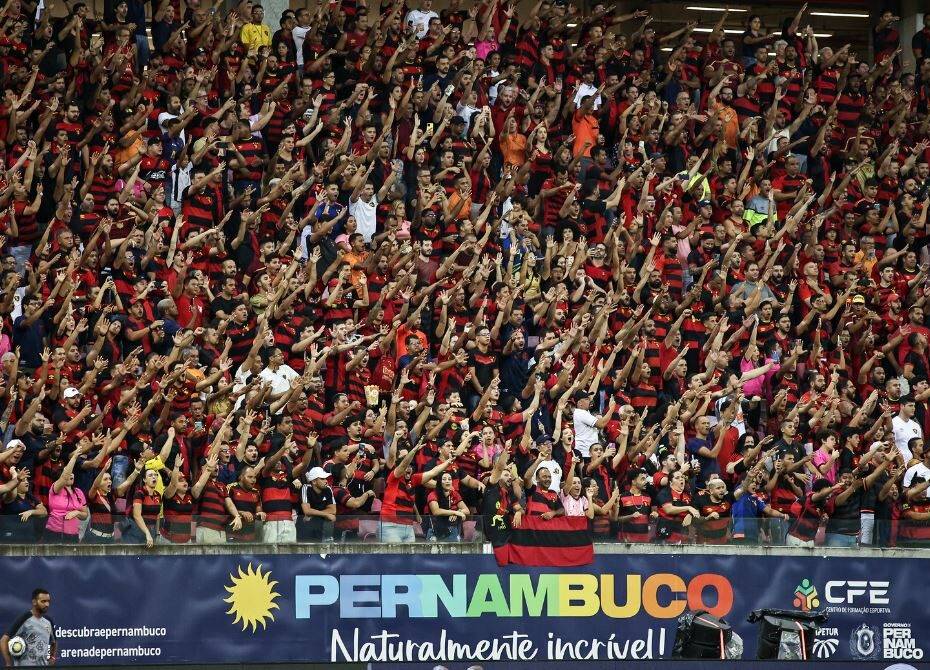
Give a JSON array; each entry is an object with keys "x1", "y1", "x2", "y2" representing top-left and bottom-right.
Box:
[{"x1": 0, "y1": 552, "x2": 924, "y2": 665}]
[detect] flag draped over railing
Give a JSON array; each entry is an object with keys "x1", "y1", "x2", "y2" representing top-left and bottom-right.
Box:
[{"x1": 492, "y1": 515, "x2": 594, "y2": 567}]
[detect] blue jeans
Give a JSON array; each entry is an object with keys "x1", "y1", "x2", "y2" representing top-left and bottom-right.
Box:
[
  {"x1": 769, "y1": 516, "x2": 790, "y2": 545},
  {"x1": 825, "y1": 532, "x2": 857, "y2": 547},
  {"x1": 380, "y1": 521, "x2": 415, "y2": 543},
  {"x1": 122, "y1": 523, "x2": 155, "y2": 544},
  {"x1": 135, "y1": 34, "x2": 150, "y2": 72},
  {"x1": 110, "y1": 455, "x2": 130, "y2": 491},
  {"x1": 428, "y1": 525, "x2": 462, "y2": 542}
]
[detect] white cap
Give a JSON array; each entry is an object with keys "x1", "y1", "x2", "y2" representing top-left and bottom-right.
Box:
[
  {"x1": 306, "y1": 467, "x2": 330, "y2": 482},
  {"x1": 63, "y1": 387, "x2": 81, "y2": 399},
  {"x1": 4, "y1": 439, "x2": 24, "y2": 451}
]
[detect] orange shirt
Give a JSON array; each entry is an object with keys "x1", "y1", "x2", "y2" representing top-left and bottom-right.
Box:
[
  {"x1": 500, "y1": 133, "x2": 527, "y2": 167},
  {"x1": 114, "y1": 130, "x2": 144, "y2": 166},
  {"x1": 712, "y1": 101, "x2": 739, "y2": 148},
  {"x1": 572, "y1": 110, "x2": 599, "y2": 158},
  {"x1": 448, "y1": 190, "x2": 473, "y2": 221},
  {"x1": 344, "y1": 250, "x2": 369, "y2": 290}
]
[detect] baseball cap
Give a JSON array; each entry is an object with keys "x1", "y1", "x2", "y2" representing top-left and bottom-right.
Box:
[
  {"x1": 535, "y1": 434, "x2": 554, "y2": 445},
  {"x1": 698, "y1": 199, "x2": 713, "y2": 208},
  {"x1": 306, "y1": 467, "x2": 330, "y2": 482},
  {"x1": 852, "y1": 294, "x2": 866, "y2": 304},
  {"x1": 63, "y1": 387, "x2": 81, "y2": 399},
  {"x1": 4, "y1": 439, "x2": 24, "y2": 451}
]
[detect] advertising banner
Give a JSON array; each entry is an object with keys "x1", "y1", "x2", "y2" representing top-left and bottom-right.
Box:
[{"x1": 0, "y1": 552, "x2": 924, "y2": 665}]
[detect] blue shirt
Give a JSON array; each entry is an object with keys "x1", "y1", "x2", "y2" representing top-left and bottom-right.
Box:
[
  {"x1": 314, "y1": 202, "x2": 346, "y2": 237},
  {"x1": 686, "y1": 435, "x2": 720, "y2": 483},
  {"x1": 731, "y1": 492, "x2": 768, "y2": 539}
]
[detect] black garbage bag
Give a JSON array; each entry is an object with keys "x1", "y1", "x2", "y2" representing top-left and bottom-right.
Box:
[{"x1": 672, "y1": 610, "x2": 743, "y2": 659}]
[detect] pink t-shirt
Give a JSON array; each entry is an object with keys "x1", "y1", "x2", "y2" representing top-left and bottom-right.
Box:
[
  {"x1": 741, "y1": 356, "x2": 780, "y2": 397},
  {"x1": 46, "y1": 486, "x2": 87, "y2": 536},
  {"x1": 812, "y1": 449, "x2": 837, "y2": 484},
  {"x1": 559, "y1": 492, "x2": 589, "y2": 517},
  {"x1": 475, "y1": 39, "x2": 499, "y2": 60}
]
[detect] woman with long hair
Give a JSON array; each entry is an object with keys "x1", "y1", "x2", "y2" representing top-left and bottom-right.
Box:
[
  {"x1": 45, "y1": 447, "x2": 89, "y2": 543},
  {"x1": 85, "y1": 455, "x2": 143, "y2": 544},
  {"x1": 159, "y1": 459, "x2": 196, "y2": 544},
  {"x1": 584, "y1": 477, "x2": 620, "y2": 539},
  {"x1": 656, "y1": 469, "x2": 701, "y2": 544},
  {"x1": 123, "y1": 467, "x2": 162, "y2": 548},
  {"x1": 427, "y1": 471, "x2": 469, "y2": 541},
  {"x1": 0, "y1": 468, "x2": 47, "y2": 542}
]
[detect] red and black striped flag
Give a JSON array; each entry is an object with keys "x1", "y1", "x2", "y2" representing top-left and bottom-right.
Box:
[{"x1": 492, "y1": 515, "x2": 594, "y2": 567}]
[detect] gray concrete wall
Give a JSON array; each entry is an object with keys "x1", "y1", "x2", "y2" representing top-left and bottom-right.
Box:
[{"x1": 2, "y1": 540, "x2": 925, "y2": 559}]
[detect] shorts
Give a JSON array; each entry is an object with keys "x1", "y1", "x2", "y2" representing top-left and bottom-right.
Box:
[{"x1": 262, "y1": 520, "x2": 296, "y2": 543}]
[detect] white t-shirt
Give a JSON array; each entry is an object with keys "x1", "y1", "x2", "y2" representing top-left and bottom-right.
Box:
[
  {"x1": 573, "y1": 83, "x2": 602, "y2": 110},
  {"x1": 258, "y1": 363, "x2": 300, "y2": 396},
  {"x1": 456, "y1": 103, "x2": 479, "y2": 133},
  {"x1": 405, "y1": 8, "x2": 438, "y2": 38},
  {"x1": 572, "y1": 408, "x2": 599, "y2": 458},
  {"x1": 170, "y1": 162, "x2": 191, "y2": 211},
  {"x1": 231, "y1": 365, "x2": 253, "y2": 411},
  {"x1": 487, "y1": 68, "x2": 502, "y2": 103},
  {"x1": 903, "y1": 461, "x2": 930, "y2": 488},
  {"x1": 293, "y1": 25, "x2": 311, "y2": 66},
  {"x1": 533, "y1": 458, "x2": 563, "y2": 492},
  {"x1": 349, "y1": 195, "x2": 378, "y2": 242},
  {"x1": 892, "y1": 415, "x2": 923, "y2": 462}
]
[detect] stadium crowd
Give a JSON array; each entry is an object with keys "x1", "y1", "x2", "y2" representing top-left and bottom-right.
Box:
[{"x1": 0, "y1": 0, "x2": 929, "y2": 549}]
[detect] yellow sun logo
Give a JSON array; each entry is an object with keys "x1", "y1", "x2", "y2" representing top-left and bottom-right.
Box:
[{"x1": 224, "y1": 563, "x2": 281, "y2": 632}]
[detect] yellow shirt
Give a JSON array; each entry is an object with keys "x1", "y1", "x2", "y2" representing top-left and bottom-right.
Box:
[{"x1": 240, "y1": 23, "x2": 271, "y2": 50}]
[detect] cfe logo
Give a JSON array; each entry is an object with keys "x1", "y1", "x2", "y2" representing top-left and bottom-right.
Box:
[
  {"x1": 792, "y1": 578, "x2": 820, "y2": 611},
  {"x1": 825, "y1": 580, "x2": 890, "y2": 606}
]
